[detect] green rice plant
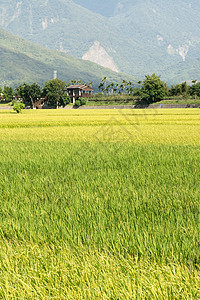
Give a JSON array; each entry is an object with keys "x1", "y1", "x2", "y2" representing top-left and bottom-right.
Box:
[
  {"x1": 0, "y1": 240, "x2": 200, "y2": 299},
  {"x1": 0, "y1": 108, "x2": 199, "y2": 298}
]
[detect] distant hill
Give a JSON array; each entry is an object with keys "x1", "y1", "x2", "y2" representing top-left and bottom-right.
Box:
[
  {"x1": 1, "y1": 0, "x2": 200, "y2": 83},
  {"x1": 0, "y1": 28, "x2": 134, "y2": 89}
]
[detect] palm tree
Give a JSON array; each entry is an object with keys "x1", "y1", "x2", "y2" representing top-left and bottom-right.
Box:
[
  {"x1": 105, "y1": 85, "x2": 110, "y2": 95},
  {"x1": 102, "y1": 77, "x2": 107, "y2": 90},
  {"x1": 126, "y1": 83, "x2": 134, "y2": 95},
  {"x1": 191, "y1": 80, "x2": 197, "y2": 85},
  {"x1": 122, "y1": 80, "x2": 127, "y2": 91},
  {"x1": 120, "y1": 84, "x2": 124, "y2": 93},
  {"x1": 110, "y1": 82, "x2": 114, "y2": 94},
  {"x1": 98, "y1": 82, "x2": 104, "y2": 94},
  {"x1": 70, "y1": 79, "x2": 76, "y2": 85},
  {"x1": 137, "y1": 80, "x2": 142, "y2": 89}
]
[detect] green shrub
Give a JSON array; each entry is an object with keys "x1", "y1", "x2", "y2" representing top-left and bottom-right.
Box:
[
  {"x1": 75, "y1": 98, "x2": 87, "y2": 106},
  {"x1": 75, "y1": 100, "x2": 80, "y2": 106},
  {"x1": 11, "y1": 99, "x2": 16, "y2": 106},
  {"x1": 13, "y1": 102, "x2": 25, "y2": 113},
  {"x1": 80, "y1": 97, "x2": 87, "y2": 105}
]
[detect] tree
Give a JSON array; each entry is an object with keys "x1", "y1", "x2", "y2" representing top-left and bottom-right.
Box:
[
  {"x1": 180, "y1": 81, "x2": 189, "y2": 95},
  {"x1": 15, "y1": 84, "x2": 25, "y2": 99},
  {"x1": 169, "y1": 82, "x2": 190, "y2": 97},
  {"x1": 141, "y1": 74, "x2": 166, "y2": 103},
  {"x1": 13, "y1": 103, "x2": 25, "y2": 113},
  {"x1": 3, "y1": 86, "x2": 13, "y2": 103},
  {"x1": 189, "y1": 82, "x2": 200, "y2": 97},
  {"x1": 110, "y1": 82, "x2": 114, "y2": 94},
  {"x1": 98, "y1": 82, "x2": 104, "y2": 93},
  {"x1": 137, "y1": 80, "x2": 142, "y2": 89},
  {"x1": 126, "y1": 81, "x2": 134, "y2": 95},
  {"x1": 43, "y1": 79, "x2": 66, "y2": 108},
  {"x1": 24, "y1": 83, "x2": 41, "y2": 107},
  {"x1": 59, "y1": 93, "x2": 71, "y2": 107},
  {"x1": 102, "y1": 77, "x2": 107, "y2": 89},
  {"x1": 99, "y1": 77, "x2": 107, "y2": 94},
  {"x1": 191, "y1": 80, "x2": 197, "y2": 85},
  {"x1": 70, "y1": 79, "x2": 76, "y2": 85},
  {"x1": 15, "y1": 83, "x2": 41, "y2": 107}
]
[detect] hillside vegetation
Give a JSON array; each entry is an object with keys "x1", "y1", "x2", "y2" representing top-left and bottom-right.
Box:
[
  {"x1": 0, "y1": 28, "x2": 134, "y2": 88},
  {"x1": 1, "y1": 0, "x2": 200, "y2": 83}
]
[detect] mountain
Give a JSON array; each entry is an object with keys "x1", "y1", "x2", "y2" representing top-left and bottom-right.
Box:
[
  {"x1": 73, "y1": 0, "x2": 134, "y2": 17},
  {"x1": 1, "y1": 0, "x2": 200, "y2": 83},
  {"x1": 0, "y1": 28, "x2": 134, "y2": 88}
]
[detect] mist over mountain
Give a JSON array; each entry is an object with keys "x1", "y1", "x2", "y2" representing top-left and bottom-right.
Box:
[{"x1": 1, "y1": 0, "x2": 200, "y2": 84}]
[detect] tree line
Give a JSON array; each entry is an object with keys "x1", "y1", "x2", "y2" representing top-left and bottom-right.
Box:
[
  {"x1": 0, "y1": 79, "x2": 91, "y2": 108},
  {"x1": 98, "y1": 75, "x2": 200, "y2": 103},
  {"x1": 0, "y1": 79, "x2": 70, "y2": 108},
  {"x1": 1, "y1": 75, "x2": 200, "y2": 108}
]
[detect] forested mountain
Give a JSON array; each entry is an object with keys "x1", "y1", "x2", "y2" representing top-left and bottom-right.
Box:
[
  {"x1": 0, "y1": 28, "x2": 134, "y2": 88},
  {"x1": 0, "y1": 0, "x2": 200, "y2": 83}
]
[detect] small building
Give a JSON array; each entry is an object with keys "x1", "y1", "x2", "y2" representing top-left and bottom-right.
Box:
[
  {"x1": 33, "y1": 98, "x2": 45, "y2": 109},
  {"x1": 66, "y1": 84, "x2": 93, "y2": 104}
]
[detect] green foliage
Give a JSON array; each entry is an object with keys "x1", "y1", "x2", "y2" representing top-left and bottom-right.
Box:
[
  {"x1": 75, "y1": 98, "x2": 87, "y2": 106},
  {"x1": 13, "y1": 102, "x2": 25, "y2": 113},
  {"x1": 133, "y1": 87, "x2": 142, "y2": 97},
  {"x1": 141, "y1": 74, "x2": 166, "y2": 103},
  {"x1": 79, "y1": 97, "x2": 87, "y2": 105},
  {"x1": 189, "y1": 82, "x2": 200, "y2": 97},
  {"x1": 98, "y1": 79, "x2": 135, "y2": 95},
  {"x1": 3, "y1": 86, "x2": 13, "y2": 103},
  {"x1": 169, "y1": 82, "x2": 190, "y2": 97},
  {"x1": 75, "y1": 99, "x2": 80, "y2": 106},
  {"x1": 16, "y1": 83, "x2": 41, "y2": 106},
  {"x1": 43, "y1": 79, "x2": 66, "y2": 108},
  {"x1": 59, "y1": 93, "x2": 71, "y2": 106}
]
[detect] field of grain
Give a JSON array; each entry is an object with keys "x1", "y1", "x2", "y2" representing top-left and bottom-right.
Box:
[{"x1": 0, "y1": 108, "x2": 200, "y2": 299}]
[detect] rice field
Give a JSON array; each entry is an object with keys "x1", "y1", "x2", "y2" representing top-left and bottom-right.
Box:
[{"x1": 0, "y1": 108, "x2": 200, "y2": 299}]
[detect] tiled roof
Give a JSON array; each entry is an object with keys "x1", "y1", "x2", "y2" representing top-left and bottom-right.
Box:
[{"x1": 67, "y1": 84, "x2": 93, "y2": 91}]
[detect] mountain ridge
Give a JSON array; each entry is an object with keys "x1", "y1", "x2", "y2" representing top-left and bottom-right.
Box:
[
  {"x1": 0, "y1": 27, "x2": 135, "y2": 88},
  {"x1": 1, "y1": 0, "x2": 200, "y2": 83}
]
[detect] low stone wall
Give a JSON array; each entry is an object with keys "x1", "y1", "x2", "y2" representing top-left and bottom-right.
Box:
[
  {"x1": 62, "y1": 105, "x2": 134, "y2": 109},
  {"x1": 147, "y1": 103, "x2": 200, "y2": 109},
  {"x1": 1, "y1": 104, "x2": 199, "y2": 110},
  {"x1": 62, "y1": 104, "x2": 200, "y2": 109},
  {"x1": 0, "y1": 106, "x2": 12, "y2": 110},
  {"x1": 79, "y1": 105, "x2": 135, "y2": 109}
]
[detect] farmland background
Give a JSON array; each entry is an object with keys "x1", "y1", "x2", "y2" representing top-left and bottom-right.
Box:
[{"x1": 0, "y1": 109, "x2": 200, "y2": 299}]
